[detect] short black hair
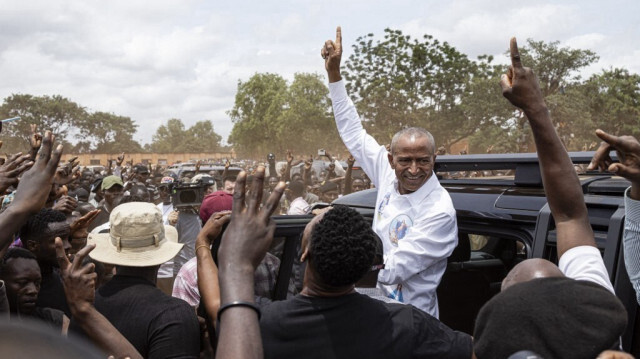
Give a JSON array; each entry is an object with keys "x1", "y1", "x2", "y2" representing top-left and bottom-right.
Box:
[
  {"x1": 289, "y1": 180, "x2": 305, "y2": 197},
  {"x1": 19, "y1": 208, "x2": 67, "y2": 243},
  {"x1": 0, "y1": 247, "x2": 38, "y2": 277},
  {"x1": 309, "y1": 205, "x2": 376, "y2": 287},
  {"x1": 223, "y1": 175, "x2": 237, "y2": 183}
]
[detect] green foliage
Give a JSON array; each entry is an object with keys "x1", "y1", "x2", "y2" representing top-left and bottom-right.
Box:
[
  {"x1": 0, "y1": 94, "x2": 88, "y2": 153},
  {"x1": 150, "y1": 118, "x2": 222, "y2": 153},
  {"x1": 228, "y1": 72, "x2": 342, "y2": 158},
  {"x1": 78, "y1": 111, "x2": 143, "y2": 153}
]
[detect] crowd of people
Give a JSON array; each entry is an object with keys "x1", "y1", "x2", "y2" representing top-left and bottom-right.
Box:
[{"x1": 0, "y1": 28, "x2": 637, "y2": 359}]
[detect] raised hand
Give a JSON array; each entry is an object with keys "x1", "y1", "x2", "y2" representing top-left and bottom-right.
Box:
[
  {"x1": 499, "y1": 38, "x2": 546, "y2": 115},
  {"x1": 55, "y1": 157, "x2": 81, "y2": 185},
  {"x1": 219, "y1": 167, "x2": 285, "y2": 270},
  {"x1": 29, "y1": 124, "x2": 43, "y2": 152},
  {"x1": 53, "y1": 195, "x2": 78, "y2": 215},
  {"x1": 0, "y1": 152, "x2": 33, "y2": 194},
  {"x1": 195, "y1": 160, "x2": 202, "y2": 173},
  {"x1": 347, "y1": 154, "x2": 355, "y2": 167},
  {"x1": 55, "y1": 237, "x2": 97, "y2": 313},
  {"x1": 225, "y1": 159, "x2": 231, "y2": 169},
  {"x1": 286, "y1": 150, "x2": 294, "y2": 164},
  {"x1": 70, "y1": 209, "x2": 101, "y2": 240},
  {"x1": 11, "y1": 131, "x2": 63, "y2": 214},
  {"x1": 116, "y1": 152, "x2": 125, "y2": 167},
  {"x1": 304, "y1": 155, "x2": 313, "y2": 170},
  {"x1": 321, "y1": 26, "x2": 343, "y2": 82},
  {"x1": 588, "y1": 130, "x2": 640, "y2": 199}
]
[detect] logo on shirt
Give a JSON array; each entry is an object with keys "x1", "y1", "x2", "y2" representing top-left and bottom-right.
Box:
[
  {"x1": 377, "y1": 192, "x2": 391, "y2": 219},
  {"x1": 389, "y1": 214, "x2": 412, "y2": 246},
  {"x1": 388, "y1": 284, "x2": 404, "y2": 302}
]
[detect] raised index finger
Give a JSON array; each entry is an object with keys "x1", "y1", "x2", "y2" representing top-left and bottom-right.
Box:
[
  {"x1": 336, "y1": 26, "x2": 342, "y2": 50},
  {"x1": 232, "y1": 171, "x2": 247, "y2": 214},
  {"x1": 510, "y1": 37, "x2": 522, "y2": 69}
]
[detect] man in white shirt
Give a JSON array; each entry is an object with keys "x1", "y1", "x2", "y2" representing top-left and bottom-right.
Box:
[
  {"x1": 321, "y1": 27, "x2": 458, "y2": 317},
  {"x1": 287, "y1": 180, "x2": 310, "y2": 215}
]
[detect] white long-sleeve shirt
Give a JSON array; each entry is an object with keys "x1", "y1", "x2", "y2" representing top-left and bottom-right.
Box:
[{"x1": 329, "y1": 80, "x2": 458, "y2": 317}]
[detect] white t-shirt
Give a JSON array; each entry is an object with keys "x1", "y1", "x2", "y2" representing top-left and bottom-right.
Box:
[
  {"x1": 558, "y1": 245, "x2": 615, "y2": 294},
  {"x1": 288, "y1": 197, "x2": 310, "y2": 215},
  {"x1": 329, "y1": 80, "x2": 458, "y2": 317}
]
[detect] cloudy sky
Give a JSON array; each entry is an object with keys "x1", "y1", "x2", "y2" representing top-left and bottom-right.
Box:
[{"x1": 1, "y1": 0, "x2": 638, "y2": 145}]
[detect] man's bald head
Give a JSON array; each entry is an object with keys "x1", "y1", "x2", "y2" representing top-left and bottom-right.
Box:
[
  {"x1": 501, "y1": 258, "x2": 564, "y2": 291},
  {"x1": 390, "y1": 127, "x2": 435, "y2": 155}
]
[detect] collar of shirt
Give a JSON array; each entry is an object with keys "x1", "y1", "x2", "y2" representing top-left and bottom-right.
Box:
[{"x1": 390, "y1": 171, "x2": 439, "y2": 207}]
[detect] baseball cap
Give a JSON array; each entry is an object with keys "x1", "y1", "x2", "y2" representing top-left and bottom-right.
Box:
[{"x1": 101, "y1": 175, "x2": 124, "y2": 191}]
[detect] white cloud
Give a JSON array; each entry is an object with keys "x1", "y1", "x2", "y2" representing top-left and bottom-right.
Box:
[{"x1": 0, "y1": 0, "x2": 638, "y2": 147}]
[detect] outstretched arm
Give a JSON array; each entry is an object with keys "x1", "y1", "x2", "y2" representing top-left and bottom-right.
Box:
[
  {"x1": 216, "y1": 167, "x2": 285, "y2": 359},
  {"x1": 500, "y1": 38, "x2": 594, "y2": 258},
  {"x1": 0, "y1": 131, "x2": 60, "y2": 251},
  {"x1": 588, "y1": 131, "x2": 640, "y2": 302},
  {"x1": 322, "y1": 27, "x2": 389, "y2": 187}
]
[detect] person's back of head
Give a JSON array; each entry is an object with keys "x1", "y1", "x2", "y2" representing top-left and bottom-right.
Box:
[
  {"x1": 289, "y1": 180, "x2": 305, "y2": 199},
  {"x1": 473, "y1": 277, "x2": 627, "y2": 359},
  {"x1": 308, "y1": 205, "x2": 376, "y2": 287}
]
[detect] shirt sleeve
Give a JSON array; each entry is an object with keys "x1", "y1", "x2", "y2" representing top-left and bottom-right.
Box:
[
  {"x1": 378, "y1": 210, "x2": 458, "y2": 285},
  {"x1": 333, "y1": 159, "x2": 346, "y2": 177},
  {"x1": 624, "y1": 186, "x2": 640, "y2": 304},
  {"x1": 410, "y1": 306, "x2": 473, "y2": 359},
  {"x1": 558, "y1": 245, "x2": 615, "y2": 294},
  {"x1": 329, "y1": 80, "x2": 388, "y2": 188},
  {"x1": 172, "y1": 262, "x2": 200, "y2": 306},
  {"x1": 147, "y1": 302, "x2": 201, "y2": 359}
]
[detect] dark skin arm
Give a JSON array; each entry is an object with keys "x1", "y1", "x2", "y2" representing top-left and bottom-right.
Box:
[
  {"x1": 222, "y1": 159, "x2": 230, "y2": 181},
  {"x1": 0, "y1": 131, "x2": 61, "y2": 251},
  {"x1": 587, "y1": 130, "x2": 640, "y2": 200},
  {"x1": 55, "y1": 238, "x2": 142, "y2": 359},
  {"x1": 283, "y1": 150, "x2": 293, "y2": 182},
  {"x1": 196, "y1": 210, "x2": 231, "y2": 326},
  {"x1": 215, "y1": 167, "x2": 285, "y2": 359},
  {"x1": 344, "y1": 154, "x2": 355, "y2": 195},
  {"x1": 500, "y1": 37, "x2": 595, "y2": 258},
  {"x1": 302, "y1": 156, "x2": 313, "y2": 187}
]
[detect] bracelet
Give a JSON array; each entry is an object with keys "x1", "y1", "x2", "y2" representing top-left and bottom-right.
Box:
[
  {"x1": 218, "y1": 301, "x2": 261, "y2": 320},
  {"x1": 195, "y1": 244, "x2": 210, "y2": 254}
]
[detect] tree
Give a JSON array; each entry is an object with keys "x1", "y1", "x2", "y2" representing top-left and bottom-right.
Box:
[
  {"x1": 0, "y1": 94, "x2": 88, "y2": 153},
  {"x1": 150, "y1": 118, "x2": 223, "y2": 153},
  {"x1": 277, "y1": 73, "x2": 343, "y2": 154},
  {"x1": 228, "y1": 73, "x2": 288, "y2": 157},
  {"x1": 77, "y1": 112, "x2": 143, "y2": 153},
  {"x1": 343, "y1": 29, "x2": 483, "y2": 150},
  {"x1": 585, "y1": 68, "x2": 640, "y2": 139}
]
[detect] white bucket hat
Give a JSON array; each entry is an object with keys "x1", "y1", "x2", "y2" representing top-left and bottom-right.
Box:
[{"x1": 88, "y1": 202, "x2": 182, "y2": 267}]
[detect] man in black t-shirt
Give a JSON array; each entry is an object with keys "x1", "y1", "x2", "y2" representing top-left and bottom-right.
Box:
[
  {"x1": 259, "y1": 206, "x2": 472, "y2": 359},
  {"x1": 80, "y1": 202, "x2": 200, "y2": 359}
]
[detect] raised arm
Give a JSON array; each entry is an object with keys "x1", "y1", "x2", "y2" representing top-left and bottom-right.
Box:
[
  {"x1": 196, "y1": 210, "x2": 231, "y2": 325},
  {"x1": 216, "y1": 167, "x2": 285, "y2": 359},
  {"x1": 322, "y1": 27, "x2": 389, "y2": 187},
  {"x1": 0, "y1": 131, "x2": 60, "y2": 250},
  {"x1": 500, "y1": 38, "x2": 594, "y2": 258}
]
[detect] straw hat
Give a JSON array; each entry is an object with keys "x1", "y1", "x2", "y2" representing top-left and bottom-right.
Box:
[{"x1": 88, "y1": 202, "x2": 182, "y2": 267}]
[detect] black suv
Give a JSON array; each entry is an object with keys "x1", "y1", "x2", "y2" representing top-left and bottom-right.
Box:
[{"x1": 267, "y1": 152, "x2": 639, "y2": 355}]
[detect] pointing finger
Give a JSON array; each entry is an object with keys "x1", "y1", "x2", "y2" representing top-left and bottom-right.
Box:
[
  {"x1": 336, "y1": 26, "x2": 342, "y2": 51},
  {"x1": 232, "y1": 171, "x2": 247, "y2": 214},
  {"x1": 510, "y1": 37, "x2": 522, "y2": 69},
  {"x1": 594, "y1": 129, "x2": 639, "y2": 152}
]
